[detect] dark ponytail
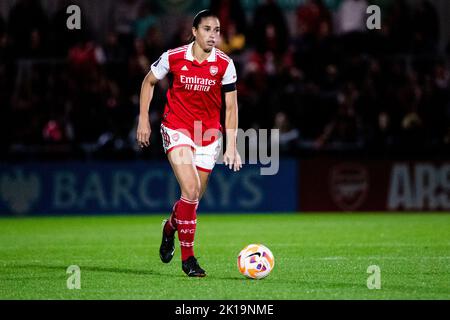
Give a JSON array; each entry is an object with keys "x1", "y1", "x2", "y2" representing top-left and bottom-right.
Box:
[{"x1": 188, "y1": 9, "x2": 218, "y2": 43}]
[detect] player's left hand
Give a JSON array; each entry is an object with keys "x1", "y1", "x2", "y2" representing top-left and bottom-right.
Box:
[{"x1": 224, "y1": 149, "x2": 242, "y2": 172}]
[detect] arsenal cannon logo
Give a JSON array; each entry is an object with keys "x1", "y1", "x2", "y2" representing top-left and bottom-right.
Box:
[{"x1": 329, "y1": 163, "x2": 369, "y2": 211}]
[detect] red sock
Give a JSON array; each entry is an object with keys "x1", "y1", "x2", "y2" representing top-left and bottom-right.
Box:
[
  {"x1": 175, "y1": 196, "x2": 198, "y2": 261},
  {"x1": 164, "y1": 201, "x2": 179, "y2": 237}
]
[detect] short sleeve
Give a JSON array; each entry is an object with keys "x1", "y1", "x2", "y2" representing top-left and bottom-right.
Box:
[
  {"x1": 151, "y1": 51, "x2": 170, "y2": 80},
  {"x1": 222, "y1": 59, "x2": 237, "y2": 85}
]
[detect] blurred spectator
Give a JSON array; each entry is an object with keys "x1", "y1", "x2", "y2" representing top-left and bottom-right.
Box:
[
  {"x1": 444, "y1": 128, "x2": 450, "y2": 146},
  {"x1": 103, "y1": 31, "x2": 127, "y2": 62},
  {"x1": 28, "y1": 29, "x2": 46, "y2": 58},
  {"x1": 0, "y1": 14, "x2": 10, "y2": 62},
  {"x1": 143, "y1": 26, "x2": 163, "y2": 62},
  {"x1": 411, "y1": 0, "x2": 440, "y2": 54},
  {"x1": 68, "y1": 40, "x2": 102, "y2": 78},
  {"x1": 386, "y1": 0, "x2": 413, "y2": 53},
  {"x1": 210, "y1": 0, "x2": 247, "y2": 55},
  {"x1": 369, "y1": 111, "x2": 396, "y2": 150},
  {"x1": 238, "y1": 50, "x2": 271, "y2": 129},
  {"x1": 446, "y1": 39, "x2": 450, "y2": 57},
  {"x1": 110, "y1": 0, "x2": 144, "y2": 54},
  {"x1": 294, "y1": 13, "x2": 337, "y2": 83},
  {"x1": 315, "y1": 82, "x2": 364, "y2": 149},
  {"x1": 296, "y1": 0, "x2": 333, "y2": 39},
  {"x1": 7, "y1": 0, "x2": 48, "y2": 57},
  {"x1": 252, "y1": 0, "x2": 289, "y2": 54},
  {"x1": 128, "y1": 38, "x2": 151, "y2": 81},
  {"x1": 134, "y1": 1, "x2": 159, "y2": 40},
  {"x1": 272, "y1": 112, "x2": 300, "y2": 154},
  {"x1": 169, "y1": 17, "x2": 192, "y2": 48},
  {"x1": 10, "y1": 70, "x2": 44, "y2": 144},
  {"x1": 42, "y1": 120, "x2": 64, "y2": 143},
  {"x1": 399, "y1": 111, "x2": 425, "y2": 149},
  {"x1": 0, "y1": 14, "x2": 4, "y2": 35},
  {"x1": 419, "y1": 61, "x2": 450, "y2": 145},
  {"x1": 210, "y1": 0, "x2": 247, "y2": 34},
  {"x1": 0, "y1": 14, "x2": 6, "y2": 58},
  {"x1": 217, "y1": 22, "x2": 246, "y2": 55},
  {"x1": 433, "y1": 62, "x2": 450, "y2": 90}
]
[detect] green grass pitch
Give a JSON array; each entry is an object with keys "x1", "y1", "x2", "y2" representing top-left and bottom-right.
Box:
[{"x1": 0, "y1": 213, "x2": 449, "y2": 300}]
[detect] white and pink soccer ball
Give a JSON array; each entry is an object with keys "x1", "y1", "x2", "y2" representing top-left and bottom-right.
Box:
[{"x1": 237, "y1": 244, "x2": 275, "y2": 279}]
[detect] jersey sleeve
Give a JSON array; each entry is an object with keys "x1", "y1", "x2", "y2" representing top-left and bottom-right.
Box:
[
  {"x1": 222, "y1": 59, "x2": 237, "y2": 85},
  {"x1": 150, "y1": 51, "x2": 170, "y2": 80}
]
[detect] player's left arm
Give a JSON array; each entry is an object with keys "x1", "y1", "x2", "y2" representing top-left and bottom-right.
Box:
[
  {"x1": 224, "y1": 89, "x2": 242, "y2": 172},
  {"x1": 222, "y1": 59, "x2": 242, "y2": 172}
]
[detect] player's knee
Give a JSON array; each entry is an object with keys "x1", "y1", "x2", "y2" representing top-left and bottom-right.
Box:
[{"x1": 182, "y1": 182, "x2": 200, "y2": 201}]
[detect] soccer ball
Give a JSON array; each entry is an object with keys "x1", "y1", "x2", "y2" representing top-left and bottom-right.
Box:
[{"x1": 237, "y1": 244, "x2": 274, "y2": 279}]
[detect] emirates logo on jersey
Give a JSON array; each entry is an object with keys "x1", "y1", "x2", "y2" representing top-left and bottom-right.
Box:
[
  {"x1": 180, "y1": 75, "x2": 216, "y2": 92},
  {"x1": 210, "y1": 65, "x2": 218, "y2": 76}
]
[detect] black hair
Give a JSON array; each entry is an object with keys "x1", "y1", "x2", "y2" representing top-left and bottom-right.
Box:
[{"x1": 188, "y1": 9, "x2": 218, "y2": 42}]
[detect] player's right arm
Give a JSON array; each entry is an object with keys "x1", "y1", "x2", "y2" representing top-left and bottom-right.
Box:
[
  {"x1": 137, "y1": 71, "x2": 159, "y2": 148},
  {"x1": 137, "y1": 51, "x2": 170, "y2": 148}
]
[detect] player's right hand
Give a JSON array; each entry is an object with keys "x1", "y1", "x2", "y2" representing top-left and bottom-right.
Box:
[{"x1": 136, "y1": 118, "x2": 151, "y2": 148}]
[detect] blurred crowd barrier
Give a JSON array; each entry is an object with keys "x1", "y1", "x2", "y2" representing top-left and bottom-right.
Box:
[
  {"x1": 300, "y1": 157, "x2": 450, "y2": 211},
  {"x1": 0, "y1": 160, "x2": 298, "y2": 215},
  {"x1": 1, "y1": 157, "x2": 449, "y2": 215}
]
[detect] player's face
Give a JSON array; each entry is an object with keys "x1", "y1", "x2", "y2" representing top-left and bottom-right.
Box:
[{"x1": 193, "y1": 17, "x2": 220, "y2": 53}]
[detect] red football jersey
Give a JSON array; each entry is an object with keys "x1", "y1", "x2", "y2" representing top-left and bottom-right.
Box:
[{"x1": 151, "y1": 42, "x2": 237, "y2": 146}]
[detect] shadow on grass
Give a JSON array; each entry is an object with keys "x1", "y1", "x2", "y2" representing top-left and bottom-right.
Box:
[
  {"x1": 4, "y1": 263, "x2": 251, "y2": 281},
  {"x1": 201, "y1": 275, "x2": 243, "y2": 281},
  {"x1": 4, "y1": 263, "x2": 180, "y2": 278}
]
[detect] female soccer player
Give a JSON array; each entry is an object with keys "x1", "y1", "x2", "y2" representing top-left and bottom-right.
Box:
[{"x1": 136, "y1": 10, "x2": 242, "y2": 277}]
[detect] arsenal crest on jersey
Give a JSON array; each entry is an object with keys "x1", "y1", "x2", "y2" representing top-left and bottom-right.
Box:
[
  {"x1": 172, "y1": 133, "x2": 179, "y2": 142},
  {"x1": 210, "y1": 65, "x2": 218, "y2": 76}
]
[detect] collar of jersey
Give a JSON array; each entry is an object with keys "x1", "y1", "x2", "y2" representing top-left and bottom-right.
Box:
[{"x1": 185, "y1": 41, "x2": 216, "y2": 64}]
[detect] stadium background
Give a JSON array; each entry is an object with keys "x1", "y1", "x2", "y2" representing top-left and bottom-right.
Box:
[
  {"x1": 0, "y1": 0, "x2": 449, "y2": 215},
  {"x1": 0, "y1": 0, "x2": 449, "y2": 302}
]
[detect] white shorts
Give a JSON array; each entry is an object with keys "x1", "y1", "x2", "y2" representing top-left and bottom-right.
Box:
[{"x1": 160, "y1": 124, "x2": 222, "y2": 172}]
